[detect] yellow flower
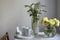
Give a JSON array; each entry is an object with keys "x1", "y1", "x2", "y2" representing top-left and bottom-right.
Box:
[
  {"x1": 53, "y1": 18, "x2": 60, "y2": 26},
  {"x1": 49, "y1": 19, "x2": 55, "y2": 26},
  {"x1": 59, "y1": 21, "x2": 60, "y2": 26},
  {"x1": 42, "y1": 17, "x2": 49, "y2": 26}
]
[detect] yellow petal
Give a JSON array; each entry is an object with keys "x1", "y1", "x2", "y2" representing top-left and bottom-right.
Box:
[
  {"x1": 42, "y1": 17, "x2": 49, "y2": 26},
  {"x1": 42, "y1": 17, "x2": 48, "y2": 21},
  {"x1": 49, "y1": 19, "x2": 55, "y2": 26},
  {"x1": 53, "y1": 18, "x2": 60, "y2": 26},
  {"x1": 56, "y1": 20, "x2": 60, "y2": 26},
  {"x1": 53, "y1": 18, "x2": 57, "y2": 21}
]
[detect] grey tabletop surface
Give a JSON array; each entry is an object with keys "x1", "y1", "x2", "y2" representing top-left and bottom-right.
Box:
[{"x1": 14, "y1": 34, "x2": 60, "y2": 40}]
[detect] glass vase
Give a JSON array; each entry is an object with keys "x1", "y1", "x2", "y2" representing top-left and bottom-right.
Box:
[
  {"x1": 44, "y1": 26, "x2": 56, "y2": 37},
  {"x1": 31, "y1": 18, "x2": 40, "y2": 35}
]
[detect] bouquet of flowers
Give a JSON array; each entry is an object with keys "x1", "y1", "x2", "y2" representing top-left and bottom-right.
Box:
[{"x1": 41, "y1": 17, "x2": 60, "y2": 37}]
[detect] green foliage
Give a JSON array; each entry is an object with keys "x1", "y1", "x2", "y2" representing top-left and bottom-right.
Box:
[{"x1": 25, "y1": 2, "x2": 47, "y2": 23}]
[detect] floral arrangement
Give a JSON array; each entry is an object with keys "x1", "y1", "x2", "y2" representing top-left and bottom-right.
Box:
[
  {"x1": 41, "y1": 17, "x2": 60, "y2": 27},
  {"x1": 25, "y1": 2, "x2": 46, "y2": 23},
  {"x1": 25, "y1": 2, "x2": 47, "y2": 35},
  {"x1": 41, "y1": 17, "x2": 60, "y2": 37}
]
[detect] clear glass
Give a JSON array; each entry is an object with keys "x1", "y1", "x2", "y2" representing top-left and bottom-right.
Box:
[
  {"x1": 31, "y1": 18, "x2": 40, "y2": 35},
  {"x1": 44, "y1": 26, "x2": 56, "y2": 37}
]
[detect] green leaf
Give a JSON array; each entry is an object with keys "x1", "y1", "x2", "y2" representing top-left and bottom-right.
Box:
[
  {"x1": 35, "y1": 2, "x2": 40, "y2": 6},
  {"x1": 30, "y1": 14, "x2": 33, "y2": 16},
  {"x1": 41, "y1": 10, "x2": 47, "y2": 12},
  {"x1": 24, "y1": 5, "x2": 29, "y2": 7},
  {"x1": 27, "y1": 9, "x2": 31, "y2": 12},
  {"x1": 30, "y1": 3, "x2": 35, "y2": 6},
  {"x1": 41, "y1": 5, "x2": 46, "y2": 7},
  {"x1": 39, "y1": 13, "x2": 42, "y2": 14},
  {"x1": 34, "y1": 2, "x2": 40, "y2": 9},
  {"x1": 37, "y1": 18, "x2": 39, "y2": 20}
]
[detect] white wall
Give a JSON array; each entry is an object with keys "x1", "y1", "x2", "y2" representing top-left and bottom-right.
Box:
[
  {"x1": 0, "y1": 0, "x2": 38, "y2": 40},
  {"x1": 57, "y1": 0, "x2": 60, "y2": 20},
  {"x1": 0, "y1": 0, "x2": 56, "y2": 40}
]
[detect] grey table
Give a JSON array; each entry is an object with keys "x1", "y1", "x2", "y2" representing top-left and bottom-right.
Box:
[{"x1": 14, "y1": 34, "x2": 60, "y2": 40}]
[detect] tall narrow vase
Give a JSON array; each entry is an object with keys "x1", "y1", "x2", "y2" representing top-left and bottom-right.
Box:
[{"x1": 32, "y1": 18, "x2": 40, "y2": 35}]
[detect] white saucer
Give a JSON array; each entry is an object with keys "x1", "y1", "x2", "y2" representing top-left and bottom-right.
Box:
[{"x1": 15, "y1": 35, "x2": 34, "y2": 39}]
